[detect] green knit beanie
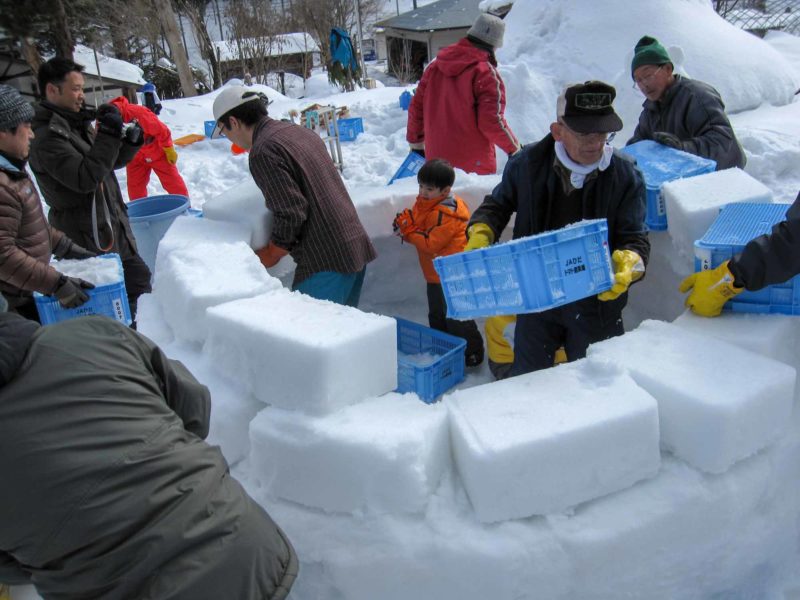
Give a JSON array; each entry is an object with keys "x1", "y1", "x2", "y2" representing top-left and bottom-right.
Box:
[{"x1": 631, "y1": 35, "x2": 671, "y2": 77}]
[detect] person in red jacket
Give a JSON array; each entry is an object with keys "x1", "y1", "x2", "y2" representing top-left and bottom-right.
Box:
[
  {"x1": 406, "y1": 12, "x2": 520, "y2": 176},
  {"x1": 109, "y1": 95, "x2": 189, "y2": 200},
  {"x1": 393, "y1": 159, "x2": 484, "y2": 367}
]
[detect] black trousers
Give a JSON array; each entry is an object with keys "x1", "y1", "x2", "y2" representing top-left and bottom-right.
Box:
[
  {"x1": 122, "y1": 254, "x2": 152, "y2": 327},
  {"x1": 427, "y1": 283, "x2": 484, "y2": 362},
  {"x1": 511, "y1": 295, "x2": 625, "y2": 376}
]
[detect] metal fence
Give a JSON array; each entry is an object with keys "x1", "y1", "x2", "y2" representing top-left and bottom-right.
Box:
[{"x1": 715, "y1": 0, "x2": 800, "y2": 36}]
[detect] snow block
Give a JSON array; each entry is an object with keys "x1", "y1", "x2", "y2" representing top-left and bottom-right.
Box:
[
  {"x1": 249, "y1": 394, "x2": 450, "y2": 514},
  {"x1": 155, "y1": 214, "x2": 251, "y2": 274},
  {"x1": 204, "y1": 290, "x2": 398, "y2": 413},
  {"x1": 153, "y1": 241, "x2": 282, "y2": 343},
  {"x1": 589, "y1": 320, "x2": 796, "y2": 473},
  {"x1": 662, "y1": 168, "x2": 772, "y2": 261},
  {"x1": 446, "y1": 359, "x2": 661, "y2": 522},
  {"x1": 202, "y1": 178, "x2": 274, "y2": 249}
]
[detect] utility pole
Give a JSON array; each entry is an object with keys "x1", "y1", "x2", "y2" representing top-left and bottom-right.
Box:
[{"x1": 353, "y1": 0, "x2": 367, "y2": 78}]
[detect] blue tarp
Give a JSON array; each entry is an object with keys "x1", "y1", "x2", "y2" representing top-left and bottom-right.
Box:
[{"x1": 330, "y1": 27, "x2": 359, "y2": 71}]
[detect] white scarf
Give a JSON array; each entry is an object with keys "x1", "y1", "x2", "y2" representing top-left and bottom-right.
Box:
[{"x1": 554, "y1": 141, "x2": 614, "y2": 189}]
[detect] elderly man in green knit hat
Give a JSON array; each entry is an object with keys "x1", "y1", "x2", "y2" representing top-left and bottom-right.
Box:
[{"x1": 626, "y1": 35, "x2": 745, "y2": 170}]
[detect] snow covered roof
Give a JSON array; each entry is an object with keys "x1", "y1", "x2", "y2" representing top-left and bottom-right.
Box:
[
  {"x1": 73, "y1": 44, "x2": 146, "y2": 86},
  {"x1": 376, "y1": 0, "x2": 482, "y2": 32},
  {"x1": 213, "y1": 33, "x2": 320, "y2": 63}
]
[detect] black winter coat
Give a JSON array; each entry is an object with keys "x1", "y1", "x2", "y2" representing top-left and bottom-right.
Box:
[
  {"x1": 470, "y1": 134, "x2": 650, "y2": 264},
  {"x1": 28, "y1": 103, "x2": 141, "y2": 259},
  {"x1": 729, "y1": 190, "x2": 800, "y2": 291},
  {"x1": 627, "y1": 75, "x2": 746, "y2": 171},
  {"x1": 0, "y1": 315, "x2": 297, "y2": 600}
]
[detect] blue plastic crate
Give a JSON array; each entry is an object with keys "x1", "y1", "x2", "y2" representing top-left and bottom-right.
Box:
[
  {"x1": 694, "y1": 202, "x2": 799, "y2": 315},
  {"x1": 433, "y1": 219, "x2": 614, "y2": 319},
  {"x1": 395, "y1": 317, "x2": 466, "y2": 403},
  {"x1": 621, "y1": 140, "x2": 716, "y2": 230},
  {"x1": 332, "y1": 117, "x2": 363, "y2": 141},
  {"x1": 35, "y1": 254, "x2": 132, "y2": 325},
  {"x1": 388, "y1": 151, "x2": 426, "y2": 185}
]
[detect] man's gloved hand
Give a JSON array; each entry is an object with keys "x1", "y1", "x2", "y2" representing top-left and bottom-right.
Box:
[
  {"x1": 96, "y1": 104, "x2": 123, "y2": 137},
  {"x1": 54, "y1": 275, "x2": 95, "y2": 309},
  {"x1": 464, "y1": 223, "x2": 495, "y2": 251},
  {"x1": 679, "y1": 260, "x2": 743, "y2": 317},
  {"x1": 52, "y1": 237, "x2": 96, "y2": 260},
  {"x1": 255, "y1": 242, "x2": 289, "y2": 268},
  {"x1": 163, "y1": 145, "x2": 178, "y2": 164},
  {"x1": 409, "y1": 142, "x2": 425, "y2": 158},
  {"x1": 598, "y1": 249, "x2": 645, "y2": 301},
  {"x1": 653, "y1": 131, "x2": 683, "y2": 150},
  {"x1": 392, "y1": 209, "x2": 415, "y2": 236}
]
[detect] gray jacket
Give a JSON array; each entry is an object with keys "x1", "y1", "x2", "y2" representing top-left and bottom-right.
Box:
[
  {"x1": 0, "y1": 315, "x2": 297, "y2": 600},
  {"x1": 627, "y1": 75, "x2": 746, "y2": 170}
]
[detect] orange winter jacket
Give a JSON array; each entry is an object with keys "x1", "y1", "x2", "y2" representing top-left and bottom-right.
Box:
[{"x1": 401, "y1": 193, "x2": 470, "y2": 283}]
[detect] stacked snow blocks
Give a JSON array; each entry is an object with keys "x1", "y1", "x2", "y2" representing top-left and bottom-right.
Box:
[
  {"x1": 249, "y1": 395, "x2": 451, "y2": 514},
  {"x1": 203, "y1": 291, "x2": 453, "y2": 515},
  {"x1": 589, "y1": 320, "x2": 796, "y2": 474},
  {"x1": 662, "y1": 168, "x2": 772, "y2": 258},
  {"x1": 154, "y1": 240, "x2": 282, "y2": 343},
  {"x1": 447, "y1": 359, "x2": 661, "y2": 522}
]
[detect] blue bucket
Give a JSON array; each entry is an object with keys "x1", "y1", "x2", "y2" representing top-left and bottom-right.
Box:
[{"x1": 127, "y1": 194, "x2": 190, "y2": 274}]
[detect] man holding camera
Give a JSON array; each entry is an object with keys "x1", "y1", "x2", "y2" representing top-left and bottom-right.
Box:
[{"x1": 29, "y1": 57, "x2": 152, "y2": 325}]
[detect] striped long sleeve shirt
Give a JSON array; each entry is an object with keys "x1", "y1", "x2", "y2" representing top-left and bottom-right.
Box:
[{"x1": 249, "y1": 117, "x2": 376, "y2": 285}]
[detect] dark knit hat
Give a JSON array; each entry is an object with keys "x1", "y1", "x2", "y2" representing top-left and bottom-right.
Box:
[
  {"x1": 557, "y1": 81, "x2": 623, "y2": 134},
  {"x1": 0, "y1": 85, "x2": 34, "y2": 131},
  {"x1": 631, "y1": 36, "x2": 671, "y2": 77}
]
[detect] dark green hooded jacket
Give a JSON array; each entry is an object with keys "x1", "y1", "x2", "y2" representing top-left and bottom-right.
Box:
[{"x1": 0, "y1": 315, "x2": 297, "y2": 599}]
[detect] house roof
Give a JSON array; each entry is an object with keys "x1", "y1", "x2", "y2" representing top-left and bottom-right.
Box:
[
  {"x1": 375, "y1": 0, "x2": 482, "y2": 32},
  {"x1": 213, "y1": 33, "x2": 320, "y2": 62},
  {"x1": 73, "y1": 44, "x2": 146, "y2": 86}
]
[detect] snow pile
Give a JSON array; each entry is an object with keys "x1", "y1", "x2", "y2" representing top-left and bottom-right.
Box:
[{"x1": 51, "y1": 254, "x2": 123, "y2": 286}]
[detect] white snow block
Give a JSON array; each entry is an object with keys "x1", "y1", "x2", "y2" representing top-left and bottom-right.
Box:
[
  {"x1": 446, "y1": 359, "x2": 661, "y2": 522},
  {"x1": 673, "y1": 309, "x2": 800, "y2": 368},
  {"x1": 202, "y1": 178, "x2": 273, "y2": 249},
  {"x1": 155, "y1": 214, "x2": 251, "y2": 273},
  {"x1": 154, "y1": 241, "x2": 282, "y2": 343},
  {"x1": 662, "y1": 168, "x2": 772, "y2": 260},
  {"x1": 589, "y1": 320, "x2": 796, "y2": 473},
  {"x1": 204, "y1": 290, "x2": 397, "y2": 413},
  {"x1": 249, "y1": 394, "x2": 450, "y2": 514}
]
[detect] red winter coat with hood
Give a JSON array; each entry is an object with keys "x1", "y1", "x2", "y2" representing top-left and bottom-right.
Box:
[
  {"x1": 109, "y1": 96, "x2": 173, "y2": 163},
  {"x1": 406, "y1": 38, "x2": 520, "y2": 175}
]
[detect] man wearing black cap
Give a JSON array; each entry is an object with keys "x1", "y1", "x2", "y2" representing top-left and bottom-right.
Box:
[
  {"x1": 627, "y1": 35, "x2": 745, "y2": 170},
  {"x1": 466, "y1": 81, "x2": 649, "y2": 375}
]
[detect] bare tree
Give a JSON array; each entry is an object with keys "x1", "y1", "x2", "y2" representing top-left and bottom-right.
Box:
[
  {"x1": 293, "y1": 0, "x2": 380, "y2": 66},
  {"x1": 176, "y1": 0, "x2": 223, "y2": 89},
  {"x1": 152, "y1": 0, "x2": 197, "y2": 96},
  {"x1": 225, "y1": 0, "x2": 290, "y2": 84}
]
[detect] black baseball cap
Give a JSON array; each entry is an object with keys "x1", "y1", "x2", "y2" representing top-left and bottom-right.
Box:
[{"x1": 556, "y1": 80, "x2": 623, "y2": 134}]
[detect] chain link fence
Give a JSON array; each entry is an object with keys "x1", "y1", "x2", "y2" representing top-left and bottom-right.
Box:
[{"x1": 715, "y1": 0, "x2": 800, "y2": 36}]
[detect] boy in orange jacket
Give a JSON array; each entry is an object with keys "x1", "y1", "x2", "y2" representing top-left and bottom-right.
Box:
[
  {"x1": 109, "y1": 95, "x2": 189, "y2": 201},
  {"x1": 393, "y1": 159, "x2": 484, "y2": 366}
]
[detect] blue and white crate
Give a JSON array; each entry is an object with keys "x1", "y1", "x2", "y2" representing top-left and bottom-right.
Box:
[
  {"x1": 621, "y1": 140, "x2": 716, "y2": 231},
  {"x1": 434, "y1": 219, "x2": 614, "y2": 319},
  {"x1": 694, "y1": 202, "x2": 799, "y2": 315},
  {"x1": 35, "y1": 253, "x2": 132, "y2": 326},
  {"x1": 388, "y1": 151, "x2": 426, "y2": 185}
]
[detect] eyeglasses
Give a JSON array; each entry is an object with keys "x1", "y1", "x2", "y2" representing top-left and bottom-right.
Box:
[
  {"x1": 559, "y1": 120, "x2": 616, "y2": 144},
  {"x1": 632, "y1": 65, "x2": 664, "y2": 89}
]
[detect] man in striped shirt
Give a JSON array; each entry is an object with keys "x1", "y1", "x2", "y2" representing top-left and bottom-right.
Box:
[{"x1": 213, "y1": 86, "x2": 376, "y2": 306}]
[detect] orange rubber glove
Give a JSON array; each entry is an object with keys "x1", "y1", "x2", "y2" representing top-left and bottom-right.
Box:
[
  {"x1": 392, "y1": 209, "x2": 415, "y2": 237},
  {"x1": 163, "y1": 146, "x2": 178, "y2": 164},
  {"x1": 679, "y1": 260, "x2": 743, "y2": 317},
  {"x1": 255, "y1": 243, "x2": 289, "y2": 268}
]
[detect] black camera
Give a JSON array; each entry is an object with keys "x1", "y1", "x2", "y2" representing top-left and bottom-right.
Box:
[{"x1": 121, "y1": 120, "x2": 143, "y2": 145}]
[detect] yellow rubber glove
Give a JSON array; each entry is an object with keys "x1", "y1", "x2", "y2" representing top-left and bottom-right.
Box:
[
  {"x1": 554, "y1": 346, "x2": 567, "y2": 365},
  {"x1": 0, "y1": 583, "x2": 10, "y2": 600},
  {"x1": 679, "y1": 260, "x2": 743, "y2": 317},
  {"x1": 163, "y1": 146, "x2": 178, "y2": 164},
  {"x1": 464, "y1": 223, "x2": 495, "y2": 251},
  {"x1": 598, "y1": 249, "x2": 645, "y2": 301}
]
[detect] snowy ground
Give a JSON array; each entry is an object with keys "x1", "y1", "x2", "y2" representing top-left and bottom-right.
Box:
[{"x1": 13, "y1": 1, "x2": 800, "y2": 598}]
